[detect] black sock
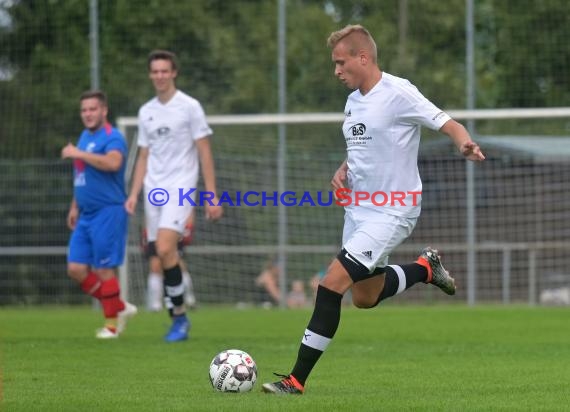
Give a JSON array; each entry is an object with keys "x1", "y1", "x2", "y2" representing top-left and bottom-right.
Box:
[
  {"x1": 164, "y1": 264, "x2": 184, "y2": 308},
  {"x1": 163, "y1": 290, "x2": 174, "y2": 318},
  {"x1": 290, "y1": 285, "x2": 343, "y2": 386},
  {"x1": 377, "y1": 263, "x2": 428, "y2": 304}
]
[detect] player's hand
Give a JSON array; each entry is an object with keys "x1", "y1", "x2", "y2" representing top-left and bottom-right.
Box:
[
  {"x1": 140, "y1": 228, "x2": 149, "y2": 254},
  {"x1": 61, "y1": 143, "x2": 81, "y2": 159},
  {"x1": 205, "y1": 198, "x2": 223, "y2": 221},
  {"x1": 460, "y1": 141, "x2": 485, "y2": 161},
  {"x1": 125, "y1": 196, "x2": 138, "y2": 215},
  {"x1": 67, "y1": 207, "x2": 78, "y2": 230},
  {"x1": 331, "y1": 161, "x2": 348, "y2": 199},
  {"x1": 182, "y1": 222, "x2": 194, "y2": 245}
]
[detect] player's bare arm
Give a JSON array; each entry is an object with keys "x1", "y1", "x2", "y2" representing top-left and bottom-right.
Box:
[
  {"x1": 125, "y1": 147, "x2": 149, "y2": 215},
  {"x1": 67, "y1": 197, "x2": 78, "y2": 230},
  {"x1": 331, "y1": 159, "x2": 348, "y2": 191},
  {"x1": 196, "y1": 137, "x2": 223, "y2": 221},
  {"x1": 61, "y1": 143, "x2": 124, "y2": 171},
  {"x1": 440, "y1": 119, "x2": 485, "y2": 161}
]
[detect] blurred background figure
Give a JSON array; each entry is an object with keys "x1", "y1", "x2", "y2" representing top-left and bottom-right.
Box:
[
  {"x1": 287, "y1": 280, "x2": 308, "y2": 308},
  {"x1": 254, "y1": 256, "x2": 281, "y2": 307},
  {"x1": 143, "y1": 210, "x2": 197, "y2": 312},
  {"x1": 256, "y1": 256, "x2": 330, "y2": 309},
  {"x1": 62, "y1": 90, "x2": 137, "y2": 339}
]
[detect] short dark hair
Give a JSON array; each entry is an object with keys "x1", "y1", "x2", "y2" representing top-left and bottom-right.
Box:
[
  {"x1": 147, "y1": 49, "x2": 179, "y2": 71},
  {"x1": 79, "y1": 90, "x2": 108, "y2": 106}
]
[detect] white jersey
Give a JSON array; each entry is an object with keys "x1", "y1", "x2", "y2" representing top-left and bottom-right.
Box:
[
  {"x1": 342, "y1": 72, "x2": 451, "y2": 218},
  {"x1": 137, "y1": 90, "x2": 212, "y2": 190}
]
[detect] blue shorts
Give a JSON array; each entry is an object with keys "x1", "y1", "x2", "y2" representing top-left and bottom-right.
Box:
[{"x1": 68, "y1": 205, "x2": 128, "y2": 269}]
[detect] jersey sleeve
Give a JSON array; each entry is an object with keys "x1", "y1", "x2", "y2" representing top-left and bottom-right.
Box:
[
  {"x1": 137, "y1": 108, "x2": 149, "y2": 148},
  {"x1": 188, "y1": 101, "x2": 213, "y2": 141},
  {"x1": 104, "y1": 130, "x2": 128, "y2": 157},
  {"x1": 397, "y1": 82, "x2": 451, "y2": 131}
]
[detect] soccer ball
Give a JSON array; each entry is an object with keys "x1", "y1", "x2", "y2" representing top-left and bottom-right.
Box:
[{"x1": 209, "y1": 349, "x2": 257, "y2": 393}]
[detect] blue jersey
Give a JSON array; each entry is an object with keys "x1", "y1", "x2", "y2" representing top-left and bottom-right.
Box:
[{"x1": 73, "y1": 123, "x2": 127, "y2": 213}]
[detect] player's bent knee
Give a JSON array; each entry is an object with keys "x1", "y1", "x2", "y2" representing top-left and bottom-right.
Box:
[
  {"x1": 336, "y1": 248, "x2": 375, "y2": 283},
  {"x1": 351, "y1": 295, "x2": 377, "y2": 309},
  {"x1": 67, "y1": 263, "x2": 87, "y2": 282},
  {"x1": 95, "y1": 267, "x2": 116, "y2": 281},
  {"x1": 319, "y1": 260, "x2": 353, "y2": 295},
  {"x1": 351, "y1": 272, "x2": 385, "y2": 309},
  {"x1": 149, "y1": 256, "x2": 162, "y2": 274},
  {"x1": 155, "y1": 243, "x2": 178, "y2": 264},
  {"x1": 320, "y1": 276, "x2": 348, "y2": 295}
]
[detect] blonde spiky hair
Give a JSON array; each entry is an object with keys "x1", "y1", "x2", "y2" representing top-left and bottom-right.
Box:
[{"x1": 327, "y1": 24, "x2": 378, "y2": 61}]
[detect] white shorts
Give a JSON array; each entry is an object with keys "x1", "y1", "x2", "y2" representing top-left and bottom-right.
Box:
[
  {"x1": 342, "y1": 208, "x2": 417, "y2": 271},
  {"x1": 144, "y1": 188, "x2": 194, "y2": 242}
]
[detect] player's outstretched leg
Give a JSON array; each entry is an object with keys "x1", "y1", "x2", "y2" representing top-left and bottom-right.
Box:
[
  {"x1": 420, "y1": 247, "x2": 456, "y2": 295},
  {"x1": 262, "y1": 283, "x2": 343, "y2": 395}
]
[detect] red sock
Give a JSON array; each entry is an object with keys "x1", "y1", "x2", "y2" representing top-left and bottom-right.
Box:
[
  {"x1": 80, "y1": 272, "x2": 102, "y2": 299},
  {"x1": 100, "y1": 277, "x2": 125, "y2": 318}
]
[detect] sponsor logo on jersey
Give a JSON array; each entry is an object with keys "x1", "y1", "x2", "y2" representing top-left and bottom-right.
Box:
[
  {"x1": 73, "y1": 159, "x2": 86, "y2": 186},
  {"x1": 351, "y1": 123, "x2": 366, "y2": 136},
  {"x1": 362, "y1": 250, "x2": 373, "y2": 259},
  {"x1": 86, "y1": 142, "x2": 96, "y2": 153},
  {"x1": 74, "y1": 173, "x2": 86, "y2": 187},
  {"x1": 73, "y1": 159, "x2": 86, "y2": 172},
  {"x1": 346, "y1": 122, "x2": 372, "y2": 145},
  {"x1": 345, "y1": 109, "x2": 351, "y2": 117},
  {"x1": 157, "y1": 127, "x2": 170, "y2": 136}
]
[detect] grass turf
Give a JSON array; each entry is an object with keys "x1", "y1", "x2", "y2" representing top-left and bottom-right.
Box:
[{"x1": 1, "y1": 305, "x2": 569, "y2": 411}]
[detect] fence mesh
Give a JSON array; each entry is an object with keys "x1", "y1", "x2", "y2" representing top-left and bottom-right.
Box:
[{"x1": 1, "y1": 1, "x2": 569, "y2": 306}]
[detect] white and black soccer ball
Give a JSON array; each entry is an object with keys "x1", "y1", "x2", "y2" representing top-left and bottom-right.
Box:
[{"x1": 209, "y1": 349, "x2": 257, "y2": 393}]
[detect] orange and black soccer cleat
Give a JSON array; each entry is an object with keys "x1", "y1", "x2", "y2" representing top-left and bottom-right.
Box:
[
  {"x1": 418, "y1": 247, "x2": 456, "y2": 295},
  {"x1": 262, "y1": 373, "x2": 304, "y2": 395}
]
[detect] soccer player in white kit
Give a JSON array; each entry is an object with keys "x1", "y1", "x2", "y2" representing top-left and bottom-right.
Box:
[
  {"x1": 263, "y1": 25, "x2": 485, "y2": 394},
  {"x1": 126, "y1": 50, "x2": 223, "y2": 342}
]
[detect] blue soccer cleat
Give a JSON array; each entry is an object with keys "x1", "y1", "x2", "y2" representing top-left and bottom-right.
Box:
[{"x1": 164, "y1": 314, "x2": 190, "y2": 342}]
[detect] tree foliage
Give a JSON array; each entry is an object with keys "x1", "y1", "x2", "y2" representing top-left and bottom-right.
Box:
[{"x1": 0, "y1": 0, "x2": 568, "y2": 158}]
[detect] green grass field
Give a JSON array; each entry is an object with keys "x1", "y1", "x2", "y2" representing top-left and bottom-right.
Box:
[{"x1": 1, "y1": 305, "x2": 569, "y2": 411}]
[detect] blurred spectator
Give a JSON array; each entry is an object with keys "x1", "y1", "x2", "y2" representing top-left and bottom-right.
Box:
[{"x1": 287, "y1": 280, "x2": 308, "y2": 308}]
